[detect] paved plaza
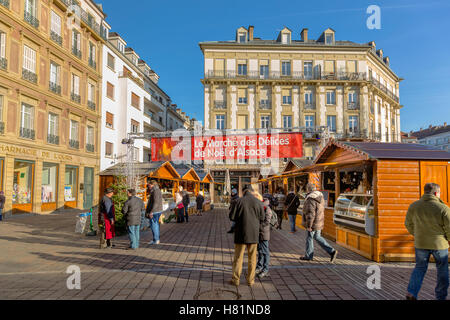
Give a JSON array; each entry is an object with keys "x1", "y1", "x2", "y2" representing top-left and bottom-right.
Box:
[{"x1": 0, "y1": 208, "x2": 446, "y2": 300}]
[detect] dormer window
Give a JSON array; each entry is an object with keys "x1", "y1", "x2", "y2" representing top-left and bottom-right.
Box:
[
  {"x1": 117, "y1": 42, "x2": 124, "y2": 53},
  {"x1": 325, "y1": 33, "x2": 334, "y2": 45},
  {"x1": 282, "y1": 33, "x2": 290, "y2": 44},
  {"x1": 238, "y1": 32, "x2": 247, "y2": 43}
]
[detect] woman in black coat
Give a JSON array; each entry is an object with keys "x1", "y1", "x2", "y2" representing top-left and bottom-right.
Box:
[{"x1": 196, "y1": 192, "x2": 205, "y2": 216}]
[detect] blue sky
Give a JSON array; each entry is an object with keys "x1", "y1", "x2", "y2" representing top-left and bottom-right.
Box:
[{"x1": 100, "y1": 0, "x2": 450, "y2": 132}]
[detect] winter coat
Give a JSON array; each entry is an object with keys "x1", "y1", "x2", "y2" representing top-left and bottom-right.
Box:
[
  {"x1": 123, "y1": 196, "x2": 145, "y2": 226},
  {"x1": 285, "y1": 192, "x2": 300, "y2": 215},
  {"x1": 260, "y1": 200, "x2": 273, "y2": 241},
  {"x1": 146, "y1": 186, "x2": 163, "y2": 214},
  {"x1": 0, "y1": 195, "x2": 5, "y2": 210},
  {"x1": 405, "y1": 194, "x2": 450, "y2": 250},
  {"x1": 99, "y1": 195, "x2": 115, "y2": 224},
  {"x1": 181, "y1": 190, "x2": 190, "y2": 207},
  {"x1": 229, "y1": 194, "x2": 240, "y2": 215},
  {"x1": 302, "y1": 191, "x2": 325, "y2": 231},
  {"x1": 274, "y1": 193, "x2": 286, "y2": 211},
  {"x1": 229, "y1": 191, "x2": 265, "y2": 244},
  {"x1": 196, "y1": 194, "x2": 205, "y2": 210}
]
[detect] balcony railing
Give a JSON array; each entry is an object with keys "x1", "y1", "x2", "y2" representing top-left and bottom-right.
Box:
[
  {"x1": 71, "y1": 92, "x2": 81, "y2": 103},
  {"x1": 20, "y1": 127, "x2": 35, "y2": 140},
  {"x1": 87, "y1": 100, "x2": 96, "y2": 111},
  {"x1": 119, "y1": 71, "x2": 144, "y2": 88},
  {"x1": 205, "y1": 70, "x2": 368, "y2": 81},
  {"x1": 49, "y1": 82, "x2": 61, "y2": 95},
  {"x1": 347, "y1": 102, "x2": 360, "y2": 110},
  {"x1": 47, "y1": 134, "x2": 59, "y2": 145},
  {"x1": 86, "y1": 144, "x2": 94, "y2": 152},
  {"x1": 72, "y1": 46, "x2": 81, "y2": 59},
  {"x1": 214, "y1": 100, "x2": 227, "y2": 109},
  {"x1": 69, "y1": 139, "x2": 79, "y2": 149},
  {"x1": 22, "y1": 69, "x2": 37, "y2": 84},
  {"x1": 259, "y1": 101, "x2": 271, "y2": 109},
  {"x1": 370, "y1": 78, "x2": 399, "y2": 103},
  {"x1": 0, "y1": 0, "x2": 9, "y2": 9},
  {"x1": 50, "y1": 31, "x2": 62, "y2": 46},
  {"x1": 0, "y1": 57, "x2": 7, "y2": 70},
  {"x1": 304, "y1": 103, "x2": 316, "y2": 110},
  {"x1": 24, "y1": 11, "x2": 39, "y2": 28},
  {"x1": 0, "y1": 121, "x2": 4, "y2": 134},
  {"x1": 88, "y1": 58, "x2": 96, "y2": 69}
]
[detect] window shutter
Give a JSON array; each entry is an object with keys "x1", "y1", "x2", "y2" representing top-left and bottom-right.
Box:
[
  {"x1": 106, "y1": 112, "x2": 113, "y2": 127},
  {"x1": 131, "y1": 93, "x2": 140, "y2": 109},
  {"x1": 325, "y1": 60, "x2": 334, "y2": 73},
  {"x1": 107, "y1": 82, "x2": 114, "y2": 99},
  {"x1": 214, "y1": 59, "x2": 225, "y2": 72},
  {"x1": 348, "y1": 60, "x2": 357, "y2": 73}
]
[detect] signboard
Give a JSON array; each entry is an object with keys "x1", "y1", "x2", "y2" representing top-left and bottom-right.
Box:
[{"x1": 151, "y1": 132, "x2": 303, "y2": 162}]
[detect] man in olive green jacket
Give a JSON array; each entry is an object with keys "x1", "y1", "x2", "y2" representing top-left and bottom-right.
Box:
[{"x1": 405, "y1": 183, "x2": 450, "y2": 301}]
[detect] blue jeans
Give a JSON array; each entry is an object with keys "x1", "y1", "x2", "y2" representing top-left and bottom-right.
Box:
[
  {"x1": 127, "y1": 225, "x2": 140, "y2": 249},
  {"x1": 0, "y1": 208, "x2": 2, "y2": 221},
  {"x1": 407, "y1": 248, "x2": 449, "y2": 300},
  {"x1": 305, "y1": 230, "x2": 335, "y2": 259},
  {"x1": 257, "y1": 240, "x2": 270, "y2": 273},
  {"x1": 288, "y1": 214, "x2": 297, "y2": 232},
  {"x1": 149, "y1": 212, "x2": 162, "y2": 242},
  {"x1": 184, "y1": 206, "x2": 189, "y2": 222}
]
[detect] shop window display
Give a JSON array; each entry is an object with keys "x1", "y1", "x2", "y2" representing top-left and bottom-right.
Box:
[
  {"x1": 64, "y1": 166, "x2": 78, "y2": 202},
  {"x1": 42, "y1": 163, "x2": 58, "y2": 203},
  {"x1": 13, "y1": 161, "x2": 34, "y2": 204}
]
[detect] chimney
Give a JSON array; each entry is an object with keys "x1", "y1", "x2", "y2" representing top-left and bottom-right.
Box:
[
  {"x1": 301, "y1": 28, "x2": 308, "y2": 42},
  {"x1": 383, "y1": 56, "x2": 390, "y2": 66},
  {"x1": 376, "y1": 49, "x2": 383, "y2": 59},
  {"x1": 248, "y1": 26, "x2": 254, "y2": 41}
]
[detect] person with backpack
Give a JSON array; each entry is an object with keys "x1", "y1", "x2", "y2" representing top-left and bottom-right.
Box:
[
  {"x1": 256, "y1": 195, "x2": 274, "y2": 279},
  {"x1": 285, "y1": 189, "x2": 300, "y2": 233},
  {"x1": 273, "y1": 188, "x2": 286, "y2": 230}
]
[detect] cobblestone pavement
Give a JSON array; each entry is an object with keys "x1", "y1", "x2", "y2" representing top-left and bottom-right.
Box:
[{"x1": 0, "y1": 208, "x2": 446, "y2": 300}]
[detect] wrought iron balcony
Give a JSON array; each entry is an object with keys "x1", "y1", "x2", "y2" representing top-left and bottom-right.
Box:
[
  {"x1": 214, "y1": 100, "x2": 227, "y2": 109},
  {"x1": 24, "y1": 11, "x2": 39, "y2": 28},
  {"x1": 0, "y1": 0, "x2": 9, "y2": 9},
  {"x1": 259, "y1": 100, "x2": 271, "y2": 109},
  {"x1": 49, "y1": 82, "x2": 61, "y2": 95},
  {"x1": 72, "y1": 46, "x2": 82, "y2": 59},
  {"x1": 86, "y1": 144, "x2": 94, "y2": 152},
  {"x1": 20, "y1": 127, "x2": 35, "y2": 140},
  {"x1": 69, "y1": 139, "x2": 79, "y2": 149},
  {"x1": 88, "y1": 58, "x2": 96, "y2": 69},
  {"x1": 0, "y1": 121, "x2": 4, "y2": 134},
  {"x1": 0, "y1": 57, "x2": 6, "y2": 70},
  {"x1": 88, "y1": 100, "x2": 96, "y2": 111},
  {"x1": 370, "y1": 78, "x2": 399, "y2": 103},
  {"x1": 71, "y1": 92, "x2": 81, "y2": 103},
  {"x1": 347, "y1": 102, "x2": 360, "y2": 110},
  {"x1": 22, "y1": 69, "x2": 37, "y2": 84},
  {"x1": 47, "y1": 134, "x2": 59, "y2": 145},
  {"x1": 304, "y1": 103, "x2": 316, "y2": 110},
  {"x1": 50, "y1": 31, "x2": 62, "y2": 46}
]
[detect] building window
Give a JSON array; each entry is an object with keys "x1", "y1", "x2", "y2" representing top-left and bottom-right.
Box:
[
  {"x1": 106, "y1": 82, "x2": 114, "y2": 100},
  {"x1": 305, "y1": 115, "x2": 315, "y2": 129},
  {"x1": 282, "y1": 89, "x2": 292, "y2": 105},
  {"x1": 283, "y1": 116, "x2": 292, "y2": 129},
  {"x1": 86, "y1": 125, "x2": 94, "y2": 151},
  {"x1": 260, "y1": 64, "x2": 269, "y2": 78},
  {"x1": 117, "y1": 41, "x2": 124, "y2": 53},
  {"x1": 131, "y1": 92, "x2": 140, "y2": 109},
  {"x1": 50, "y1": 10, "x2": 62, "y2": 45},
  {"x1": 132, "y1": 147, "x2": 139, "y2": 162},
  {"x1": 20, "y1": 103, "x2": 34, "y2": 139},
  {"x1": 70, "y1": 120, "x2": 79, "y2": 147},
  {"x1": 216, "y1": 115, "x2": 225, "y2": 130},
  {"x1": 0, "y1": 95, "x2": 3, "y2": 123},
  {"x1": 64, "y1": 166, "x2": 78, "y2": 202},
  {"x1": 304, "y1": 61, "x2": 313, "y2": 78},
  {"x1": 105, "y1": 142, "x2": 113, "y2": 157},
  {"x1": 13, "y1": 160, "x2": 34, "y2": 205},
  {"x1": 131, "y1": 120, "x2": 139, "y2": 134},
  {"x1": 325, "y1": 33, "x2": 334, "y2": 45},
  {"x1": 49, "y1": 62, "x2": 60, "y2": 94},
  {"x1": 24, "y1": 0, "x2": 37, "y2": 20},
  {"x1": 71, "y1": 74, "x2": 80, "y2": 103},
  {"x1": 237, "y1": 60, "x2": 247, "y2": 76},
  {"x1": 326, "y1": 91, "x2": 336, "y2": 105},
  {"x1": 89, "y1": 42, "x2": 96, "y2": 68},
  {"x1": 106, "y1": 112, "x2": 114, "y2": 129},
  {"x1": 281, "y1": 33, "x2": 290, "y2": 44},
  {"x1": 23, "y1": 45, "x2": 36, "y2": 73},
  {"x1": 238, "y1": 88, "x2": 247, "y2": 104},
  {"x1": 72, "y1": 30, "x2": 81, "y2": 58},
  {"x1": 281, "y1": 61, "x2": 291, "y2": 76},
  {"x1": 237, "y1": 115, "x2": 248, "y2": 130},
  {"x1": 261, "y1": 115, "x2": 271, "y2": 129},
  {"x1": 47, "y1": 113, "x2": 58, "y2": 144},
  {"x1": 107, "y1": 53, "x2": 115, "y2": 70},
  {"x1": 88, "y1": 83, "x2": 95, "y2": 109},
  {"x1": 0, "y1": 32, "x2": 6, "y2": 65},
  {"x1": 305, "y1": 91, "x2": 313, "y2": 105},
  {"x1": 238, "y1": 32, "x2": 246, "y2": 43},
  {"x1": 349, "y1": 116, "x2": 359, "y2": 133},
  {"x1": 42, "y1": 163, "x2": 58, "y2": 204},
  {"x1": 327, "y1": 115, "x2": 336, "y2": 132}
]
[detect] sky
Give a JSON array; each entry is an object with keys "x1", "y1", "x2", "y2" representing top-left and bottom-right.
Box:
[{"x1": 100, "y1": 0, "x2": 450, "y2": 132}]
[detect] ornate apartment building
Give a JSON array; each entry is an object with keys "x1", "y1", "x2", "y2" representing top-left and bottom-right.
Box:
[
  {"x1": 200, "y1": 26, "x2": 402, "y2": 159},
  {"x1": 0, "y1": 0, "x2": 108, "y2": 214}
]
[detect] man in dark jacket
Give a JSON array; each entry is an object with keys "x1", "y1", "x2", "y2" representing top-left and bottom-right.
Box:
[
  {"x1": 196, "y1": 192, "x2": 205, "y2": 216},
  {"x1": 99, "y1": 188, "x2": 116, "y2": 249},
  {"x1": 181, "y1": 188, "x2": 190, "y2": 223},
  {"x1": 285, "y1": 190, "x2": 300, "y2": 233},
  {"x1": 300, "y1": 183, "x2": 338, "y2": 263},
  {"x1": 227, "y1": 189, "x2": 239, "y2": 233},
  {"x1": 229, "y1": 185, "x2": 265, "y2": 287},
  {"x1": 0, "y1": 191, "x2": 5, "y2": 221},
  {"x1": 146, "y1": 180, "x2": 164, "y2": 245},
  {"x1": 123, "y1": 189, "x2": 145, "y2": 250},
  {"x1": 256, "y1": 196, "x2": 273, "y2": 279}
]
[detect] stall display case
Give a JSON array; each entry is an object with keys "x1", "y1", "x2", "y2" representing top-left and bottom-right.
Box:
[
  {"x1": 162, "y1": 192, "x2": 176, "y2": 211},
  {"x1": 334, "y1": 193, "x2": 375, "y2": 236}
]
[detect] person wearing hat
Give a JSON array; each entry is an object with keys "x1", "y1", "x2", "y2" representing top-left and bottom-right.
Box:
[
  {"x1": 99, "y1": 188, "x2": 116, "y2": 249},
  {"x1": 227, "y1": 188, "x2": 239, "y2": 233}
]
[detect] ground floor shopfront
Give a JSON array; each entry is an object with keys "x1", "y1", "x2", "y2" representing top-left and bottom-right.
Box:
[{"x1": 0, "y1": 142, "x2": 99, "y2": 215}]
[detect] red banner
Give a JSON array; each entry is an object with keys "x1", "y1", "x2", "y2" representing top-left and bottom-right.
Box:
[{"x1": 151, "y1": 132, "x2": 303, "y2": 162}]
